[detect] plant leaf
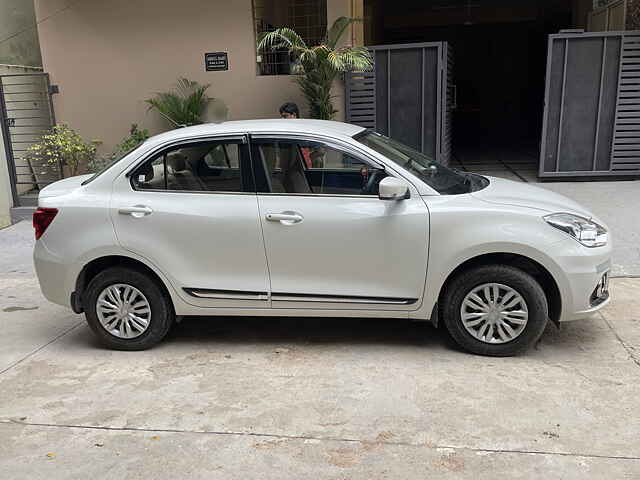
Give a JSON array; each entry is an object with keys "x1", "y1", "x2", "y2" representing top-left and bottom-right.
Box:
[{"x1": 326, "y1": 16, "x2": 362, "y2": 49}]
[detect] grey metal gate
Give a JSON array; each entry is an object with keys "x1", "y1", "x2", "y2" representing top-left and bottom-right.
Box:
[
  {"x1": 346, "y1": 42, "x2": 454, "y2": 166},
  {"x1": 540, "y1": 30, "x2": 640, "y2": 177},
  {"x1": 0, "y1": 72, "x2": 58, "y2": 206}
]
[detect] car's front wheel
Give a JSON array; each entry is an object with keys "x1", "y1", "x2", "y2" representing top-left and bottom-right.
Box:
[
  {"x1": 83, "y1": 267, "x2": 174, "y2": 350},
  {"x1": 441, "y1": 265, "x2": 548, "y2": 356}
]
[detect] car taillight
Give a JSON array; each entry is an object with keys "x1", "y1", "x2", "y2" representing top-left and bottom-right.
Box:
[{"x1": 33, "y1": 208, "x2": 58, "y2": 240}]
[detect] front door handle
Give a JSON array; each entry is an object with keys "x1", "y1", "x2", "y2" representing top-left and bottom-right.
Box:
[
  {"x1": 265, "y1": 211, "x2": 303, "y2": 225},
  {"x1": 119, "y1": 205, "x2": 153, "y2": 217}
]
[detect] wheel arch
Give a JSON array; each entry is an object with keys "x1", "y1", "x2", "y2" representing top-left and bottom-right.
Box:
[
  {"x1": 432, "y1": 252, "x2": 562, "y2": 328},
  {"x1": 73, "y1": 255, "x2": 174, "y2": 314}
]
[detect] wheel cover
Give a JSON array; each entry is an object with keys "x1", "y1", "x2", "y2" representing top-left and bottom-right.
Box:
[
  {"x1": 96, "y1": 283, "x2": 151, "y2": 339},
  {"x1": 460, "y1": 283, "x2": 529, "y2": 344}
]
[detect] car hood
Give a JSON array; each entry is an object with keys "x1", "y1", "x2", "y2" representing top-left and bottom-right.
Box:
[
  {"x1": 471, "y1": 176, "x2": 594, "y2": 218},
  {"x1": 38, "y1": 174, "x2": 93, "y2": 199}
]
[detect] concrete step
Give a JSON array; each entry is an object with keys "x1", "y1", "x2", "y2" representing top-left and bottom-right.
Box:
[{"x1": 10, "y1": 206, "x2": 35, "y2": 224}]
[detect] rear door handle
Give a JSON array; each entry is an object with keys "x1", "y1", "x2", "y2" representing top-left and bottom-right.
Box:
[
  {"x1": 265, "y1": 212, "x2": 303, "y2": 224},
  {"x1": 118, "y1": 205, "x2": 153, "y2": 217}
]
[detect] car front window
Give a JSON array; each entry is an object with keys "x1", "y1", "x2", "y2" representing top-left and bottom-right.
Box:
[{"x1": 355, "y1": 131, "x2": 486, "y2": 195}]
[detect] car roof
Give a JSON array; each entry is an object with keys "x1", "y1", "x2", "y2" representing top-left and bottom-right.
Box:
[{"x1": 144, "y1": 119, "x2": 366, "y2": 147}]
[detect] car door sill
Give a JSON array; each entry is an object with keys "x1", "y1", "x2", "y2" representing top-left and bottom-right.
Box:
[
  {"x1": 271, "y1": 293, "x2": 417, "y2": 305},
  {"x1": 184, "y1": 289, "x2": 416, "y2": 306},
  {"x1": 184, "y1": 288, "x2": 269, "y2": 301}
]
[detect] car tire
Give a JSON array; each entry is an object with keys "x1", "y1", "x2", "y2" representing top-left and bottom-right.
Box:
[
  {"x1": 83, "y1": 267, "x2": 174, "y2": 351},
  {"x1": 441, "y1": 265, "x2": 548, "y2": 356}
]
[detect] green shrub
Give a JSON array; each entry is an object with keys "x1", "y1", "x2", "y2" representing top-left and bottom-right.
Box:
[
  {"x1": 86, "y1": 124, "x2": 150, "y2": 173},
  {"x1": 113, "y1": 123, "x2": 149, "y2": 157},
  {"x1": 26, "y1": 124, "x2": 99, "y2": 178}
]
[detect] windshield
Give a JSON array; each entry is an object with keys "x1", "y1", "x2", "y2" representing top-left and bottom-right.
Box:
[
  {"x1": 355, "y1": 131, "x2": 484, "y2": 194},
  {"x1": 81, "y1": 142, "x2": 147, "y2": 185}
]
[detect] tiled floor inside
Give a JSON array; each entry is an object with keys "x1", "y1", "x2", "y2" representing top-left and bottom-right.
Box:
[{"x1": 451, "y1": 145, "x2": 540, "y2": 183}]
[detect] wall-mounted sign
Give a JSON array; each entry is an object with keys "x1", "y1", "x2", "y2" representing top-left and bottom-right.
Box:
[{"x1": 205, "y1": 52, "x2": 229, "y2": 71}]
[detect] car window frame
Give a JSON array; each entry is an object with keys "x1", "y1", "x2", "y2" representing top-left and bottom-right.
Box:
[
  {"x1": 248, "y1": 133, "x2": 392, "y2": 198},
  {"x1": 127, "y1": 135, "x2": 255, "y2": 195}
]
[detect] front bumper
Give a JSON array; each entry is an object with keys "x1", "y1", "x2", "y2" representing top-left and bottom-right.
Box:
[{"x1": 554, "y1": 240, "x2": 612, "y2": 322}]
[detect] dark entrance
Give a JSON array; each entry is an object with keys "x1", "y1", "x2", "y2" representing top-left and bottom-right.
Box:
[{"x1": 362, "y1": 0, "x2": 576, "y2": 181}]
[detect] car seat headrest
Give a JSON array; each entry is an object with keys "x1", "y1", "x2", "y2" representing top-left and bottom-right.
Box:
[{"x1": 167, "y1": 153, "x2": 187, "y2": 172}]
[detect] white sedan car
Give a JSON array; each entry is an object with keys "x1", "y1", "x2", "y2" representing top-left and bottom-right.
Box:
[{"x1": 33, "y1": 120, "x2": 611, "y2": 356}]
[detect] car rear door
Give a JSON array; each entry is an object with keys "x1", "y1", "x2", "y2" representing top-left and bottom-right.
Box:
[{"x1": 111, "y1": 135, "x2": 270, "y2": 309}]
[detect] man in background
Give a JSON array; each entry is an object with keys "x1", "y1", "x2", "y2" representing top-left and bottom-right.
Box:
[
  {"x1": 279, "y1": 102, "x2": 313, "y2": 168},
  {"x1": 279, "y1": 102, "x2": 300, "y2": 119}
]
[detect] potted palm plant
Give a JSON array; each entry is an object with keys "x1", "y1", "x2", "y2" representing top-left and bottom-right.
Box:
[
  {"x1": 146, "y1": 78, "x2": 227, "y2": 128},
  {"x1": 258, "y1": 17, "x2": 373, "y2": 120}
]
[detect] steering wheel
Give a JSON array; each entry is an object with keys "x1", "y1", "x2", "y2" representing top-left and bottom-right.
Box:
[{"x1": 360, "y1": 169, "x2": 383, "y2": 195}]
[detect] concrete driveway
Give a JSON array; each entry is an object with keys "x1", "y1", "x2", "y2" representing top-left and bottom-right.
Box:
[{"x1": 1, "y1": 201, "x2": 639, "y2": 478}]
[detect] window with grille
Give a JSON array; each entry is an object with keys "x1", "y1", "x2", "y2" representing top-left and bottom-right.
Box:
[
  {"x1": 253, "y1": 0, "x2": 327, "y2": 76},
  {"x1": 593, "y1": 0, "x2": 619, "y2": 8}
]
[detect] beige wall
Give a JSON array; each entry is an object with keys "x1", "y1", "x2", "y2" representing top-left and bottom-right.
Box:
[
  {"x1": 327, "y1": 0, "x2": 350, "y2": 121},
  {"x1": 35, "y1": 0, "x2": 352, "y2": 153},
  {"x1": 0, "y1": 0, "x2": 42, "y2": 66},
  {"x1": 0, "y1": 117, "x2": 12, "y2": 228}
]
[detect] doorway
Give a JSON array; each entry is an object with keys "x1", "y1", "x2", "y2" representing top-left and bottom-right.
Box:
[{"x1": 363, "y1": 0, "x2": 576, "y2": 182}]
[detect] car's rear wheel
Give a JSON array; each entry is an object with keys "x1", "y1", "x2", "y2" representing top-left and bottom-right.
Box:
[
  {"x1": 84, "y1": 267, "x2": 174, "y2": 350},
  {"x1": 441, "y1": 265, "x2": 548, "y2": 356}
]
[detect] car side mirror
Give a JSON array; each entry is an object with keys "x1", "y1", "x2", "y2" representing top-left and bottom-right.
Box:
[{"x1": 378, "y1": 177, "x2": 410, "y2": 200}]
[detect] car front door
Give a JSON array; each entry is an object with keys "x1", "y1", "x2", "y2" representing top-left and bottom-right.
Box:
[
  {"x1": 250, "y1": 135, "x2": 430, "y2": 311},
  {"x1": 111, "y1": 135, "x2": 270, "y2": 308}
]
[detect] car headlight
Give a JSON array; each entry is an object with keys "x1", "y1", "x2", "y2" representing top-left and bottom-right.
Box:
[{"x1": 544, "y1": 213, "x2": 608, "y2": 247}]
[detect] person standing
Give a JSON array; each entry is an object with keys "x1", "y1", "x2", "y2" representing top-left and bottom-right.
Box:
[{"x1": 279, "y1": 102, "x2": 312, "y2": 168}]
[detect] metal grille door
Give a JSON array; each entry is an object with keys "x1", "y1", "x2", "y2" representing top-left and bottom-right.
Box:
[
  {"x1": 613, "y1": 33, "x2": 640, "y2": 172},
  {"x1": 0, "y1": 73, "x2": 58, "y2": 206},
  {"x1": 540, "y1": 30, "x2": 640, "y2": 177},
  {"x1": 440, "y1": 43, "x2": 454, "y2": 166},
  {"x1": 346, "y1": 42, "x2": 453, "y2": 166}
]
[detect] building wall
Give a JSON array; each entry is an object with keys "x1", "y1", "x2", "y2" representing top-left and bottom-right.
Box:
[
  {"x1": 34, "y1": 0, "x2": 354, "y2": 153},
  {"x1": 0, "y1": 0, "x2": 42, "y2": 67},
  {"x1": 0, "y1": 115, "x2": 12, "y2": 228}
]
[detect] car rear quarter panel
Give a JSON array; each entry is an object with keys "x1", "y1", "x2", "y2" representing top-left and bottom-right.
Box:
[
  {"x1": 34, "y1": 188, "x2": 118, "y2": 304},
  {"x1": 35, "y1": 184, "x2": 197, "y2": 314}
]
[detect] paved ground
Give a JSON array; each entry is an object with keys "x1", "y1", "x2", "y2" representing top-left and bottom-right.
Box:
[
  {"x1": 1, "y1": 178, "x2": 639, "y2": 478},
  {"x1": 453, "y1": 146, "x2": 540, "y2": 183}
]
